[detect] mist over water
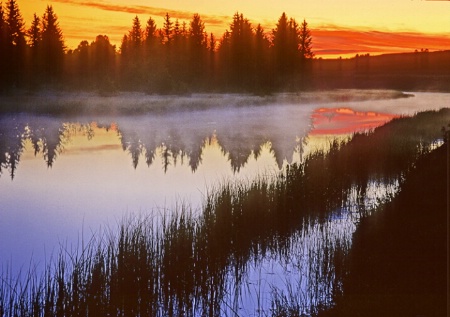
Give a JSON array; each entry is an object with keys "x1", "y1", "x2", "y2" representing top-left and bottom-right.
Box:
[{"x1": 0, "y1": 91, "x2": 449, "y2": 315}]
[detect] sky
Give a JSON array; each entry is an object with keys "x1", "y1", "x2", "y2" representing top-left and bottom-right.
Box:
[{"x1": 19, "y1": 0, "x2": 450, "y2": 58}]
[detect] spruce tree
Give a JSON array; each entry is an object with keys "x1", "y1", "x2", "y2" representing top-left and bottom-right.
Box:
[
  {"x1": 299, "y1": 19, "x2": 314, "y2": 60},
  {"x1": 144, "y1": 17, "x2": 157, "y2": 49},
  {"x1": 0, "y1": 3, "x2": 8, "y2": 89},
  {"x1": 40, "y1": 5, "x2": 65, "y2": 83},
  {"x1": 162, "y1": 13, "x2": 173, "y2": 45},
  {"x1": 128, "y1": 15, "x2": 142, "y2": 49},
  {"x1": 5, "y1": 0, "x2": 25, "y2": 47},
  {"x1": 27, "y1": 13, "x2": 41, "y2": 48},
  {"x1": 188, "y1": 13, "x2": 207, "y2": 88},
  {"x1": 5, "y1": 0, "x2": 26, "y2": 87},
  {"x1": 272, "y1": 13, "x2": 301, "y2": 88},
  {"x1": 27, "y1": 13, "x2": 41, "y2": 86}
]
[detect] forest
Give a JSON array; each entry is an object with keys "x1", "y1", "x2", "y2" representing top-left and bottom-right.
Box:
[{"x1": 1, "y1": 0, "x2": 449, "y2": 94}]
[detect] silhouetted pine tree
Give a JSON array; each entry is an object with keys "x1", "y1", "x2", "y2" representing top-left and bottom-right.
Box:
[
  {"x1": 128, "y1": 16, "x2": 143, "y2": 52},
  {"x1": 298, "y1": 19, "x2": 314, "y2": 88},
  {"x1": 90, "y1": 35, "x2": 116, "y2": 90},
  {"x1": 299, "y1": 19, "x2": 314, "y2": 60},
  {"x1": 27, "y1": 13, "x2": 41, "y2": 86},
  {"x1": 40, "y1": 5, "x2": 65, "y2": 85},
  {"x1": 188, "y1": 13, "x2": 207, "y2": 89},
  {"x1": 73, "y1": 40, "x2": 90, "y2": 87},
  {"x1": 143, "y1": 17, "x2": 164, "y2": 91},
  {"x1": 161, "y1": 13, "x2": 173, "y2": 45},
  {"x1": 253, "y1": 24, "x2": 272, "y2": 93},
  {"x1": 272, "y1": 12, "x2": 302, "y2": 89},
  {"x1": 144, "y1": 16, "x2": 158, "y2": 57},
  {"x1": 4, "y1": 0, "x2": 26, "y2": 87},
  {"x1": 217, "y1": 12, "x2": 255, "y2": 90},
  {"x1": 121, "y1": 16, "x2": 144, "y2": 89},
  {"x1": 217, "y1": 30, "x2": 232, "y2": 89},
  {"x1": 171, "y1": 18, "x2": 188, "y2": 87},
  {"x1": 0, "y1": 3, "x2": 9, "y2": 91},
  {"x1": 207, "y1": 32, "x2": 216, "y2": 88}
]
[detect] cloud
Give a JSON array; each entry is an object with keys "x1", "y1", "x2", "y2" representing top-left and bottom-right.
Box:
[
  {"x1": 311, "y1": 27, "x2": 450, "y2": 57},
  {"x1": 51, "y1": 0, "x2": 228, "y2": 26},
  {"x1": 52, "y1": 1, "x2": 450, "y2": 57}
]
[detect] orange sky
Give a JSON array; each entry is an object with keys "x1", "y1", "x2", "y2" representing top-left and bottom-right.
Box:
[{"x1": 19, "y1": 0, "x2": 450, "y2": 58}]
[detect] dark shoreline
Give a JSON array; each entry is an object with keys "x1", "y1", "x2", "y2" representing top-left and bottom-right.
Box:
[{"x1": 321, "y1": 143, "x2": 447, "y2": 316}]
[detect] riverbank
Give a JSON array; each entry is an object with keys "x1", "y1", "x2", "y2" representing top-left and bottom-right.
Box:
[{"x1": 321, "y1": 143, "x2": 447, "y2": 316}]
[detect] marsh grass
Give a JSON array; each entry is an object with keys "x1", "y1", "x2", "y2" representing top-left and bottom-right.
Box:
[{"x1": 1, "y1": 109, "x2": 448, "y2": 316}]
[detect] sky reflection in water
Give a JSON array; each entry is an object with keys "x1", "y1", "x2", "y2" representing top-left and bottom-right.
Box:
[{"x1": 0, "y1": 92, "x2": 448, "y2": 314}]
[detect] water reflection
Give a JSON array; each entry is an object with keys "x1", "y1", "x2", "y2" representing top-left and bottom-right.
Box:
[
  {"x1": 1, "y1": 98, "x2": 449, "y2": 316},
  {"x1": 0, "y1": 105, "x2": 401, "y2": 179}
]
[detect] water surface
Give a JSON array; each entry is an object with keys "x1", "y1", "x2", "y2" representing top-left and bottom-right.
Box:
[{"x1": 1, "y1": 91, "x2": 448, "y2": 314}]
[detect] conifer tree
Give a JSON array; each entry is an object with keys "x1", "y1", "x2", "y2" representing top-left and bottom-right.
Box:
[
  {"x1": 27, "y1": 13, "x2": 41, "y2": 85},
  {"x1": 253, "y1": 24, "x2": 271, "y2": 92},
  {"x1": 0, "y1": 3, "x2": 8, "y2": 89},
  {"x1": 162, "y1": 13, "x2": 173, "y2": 44},
  {"x1": 189, "y1": 14, "x2": 205, "y2": 49},
  {"x1": 27, "y1": 13, "x2": 41, "y2": 48},
  {"x1": 299, "y1": 19, "x2": 314, "y2": 60},
  {"x1": 187, "y1": 13, "x2": 207, "y2": 87},
  {"x1": 144, "y1": 17, "x2": 157, "y2": 49},
  {"x1": 272, "y1": 12, "x2": 301, "y2": 88},
  {"x1": 4, "y1": 0, "x2": 26, "y2": 86},
  {"x1": 5, "y1": 0, "x2": 25, "y2": 47},
  {"x1": 90, "y1": 35, "x2": 116, "y2": 87},
  {"x1": 128, "y1": 15, "x2": 142, "y2": 49},
  {"x1": 40, "y1": 5, "x2": 65, "y2": 83}
]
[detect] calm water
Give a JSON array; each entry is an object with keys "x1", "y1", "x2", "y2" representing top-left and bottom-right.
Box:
[{"x1": 1, "y1": 91, "x2": 448, "y2": 314}]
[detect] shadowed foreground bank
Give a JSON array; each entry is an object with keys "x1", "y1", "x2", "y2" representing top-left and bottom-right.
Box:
[{"x1": 321, "y1": 144, "x2": 447, "y2": 316}]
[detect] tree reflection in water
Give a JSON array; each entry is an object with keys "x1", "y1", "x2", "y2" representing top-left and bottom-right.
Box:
[{"x1": 0, "y1": 109, "x2": 448, "y2": 316}]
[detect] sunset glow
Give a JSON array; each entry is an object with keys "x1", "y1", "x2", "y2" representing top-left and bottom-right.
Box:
[{"x1": 20, "y1": 0, "x2": 450, "y2": 58}]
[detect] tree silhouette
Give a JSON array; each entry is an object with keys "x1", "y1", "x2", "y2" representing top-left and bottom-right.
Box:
[
  {"x1": 207, "y1": 32, "x2": 216, "y2": 86},
  {"x1": 299, "y1": 19, "x2": 314, "y2": 60},
  {"x1": 144, "y1": 17, "x2": 158, "y2": 52},
  {"x1": 27, "y1": 13, "x2": 41, "y2": 85},
  {"x1": 143, "y1": 17, "x2": 164, "y2": 91},
  {"x1": 40, "y1": 5, "x2": 65, "y2": 84},
  {"x1": 121, "y1": 16, "x2": 144, "y2": 89},
  {"x1": 298, "y1": 19, "x2": 314, "y2": 88},
  {"x1": 90, "y1": 35, "x2": 116, "y2": 90},
  {"x1": 0, "y1": 5, "x2": 323, "y2": 93},
  {"x1": 0, "y1": 3, "x2": 9, "y2": 90},
  {"x1": 253, "y1": 24, "x2": 272, "y2": 93},
  {"x1": 4, "y1": 0, "x2": 26, "y2": 86},
  {"x1": 27, "y1": 13, "x2": 40, "y2": 48},
  {"x1": 217, "y1": 12, "x2": 255, "y2": 90},
  {"x1": 72, "y1": 40, "x2": 89, "y2": 87},
  {"x1": 5, "y1": 0, "x2": 24, "y2": 46},
  {"x1": 189, "y1": 13, "x2": 207, "y2": 89},
  {"x1": 272, "y1": 12, "x2": 302, "y2": 89},
  {"x1": 161, "y1": 13, "x2": 173, "y2": 45},
  {"x1": 128, "y1": 15, "x2": 143, "y2": 51}
]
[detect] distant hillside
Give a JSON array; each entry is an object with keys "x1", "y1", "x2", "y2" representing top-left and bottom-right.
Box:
[{"x1": 311, "y1": 50, "x2": 450, "y2": 91}]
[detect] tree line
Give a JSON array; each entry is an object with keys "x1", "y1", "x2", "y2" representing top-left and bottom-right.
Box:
[{"x1": 0, "y1": 0, "x2": 314, "y2": 94}]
